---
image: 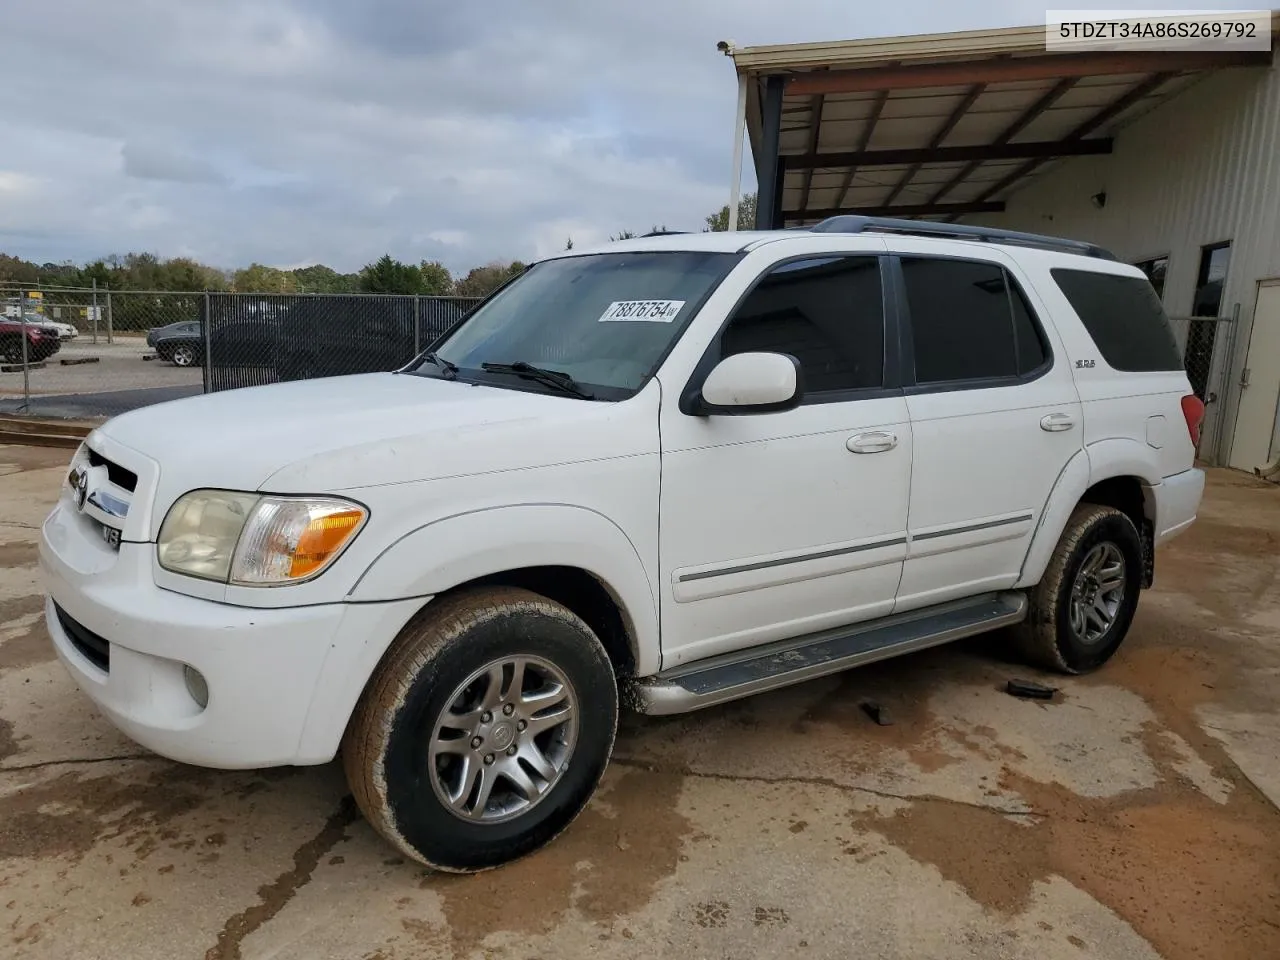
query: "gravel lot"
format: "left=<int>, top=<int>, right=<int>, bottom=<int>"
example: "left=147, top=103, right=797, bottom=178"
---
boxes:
left=0, top=337, right=202, bottom=399
left=2, top=447, right=1278, bottom=960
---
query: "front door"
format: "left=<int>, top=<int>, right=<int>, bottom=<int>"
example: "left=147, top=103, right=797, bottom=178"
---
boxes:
left=658, top=253, right=911, bottom=669
left=1228, top=280, right=1280, bottom=471
left=890, top=249, right=1084, bottom=612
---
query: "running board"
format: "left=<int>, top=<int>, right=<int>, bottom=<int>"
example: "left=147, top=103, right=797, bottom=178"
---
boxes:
left=631, top=592, right=1027, bottom=716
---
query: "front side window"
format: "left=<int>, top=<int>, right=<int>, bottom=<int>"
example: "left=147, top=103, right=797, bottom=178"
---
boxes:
left=901, top=257, right=1048, bottom=384
left=423, top=251, right=739, bottom=399
left=717, top=255, right=884, bottom=394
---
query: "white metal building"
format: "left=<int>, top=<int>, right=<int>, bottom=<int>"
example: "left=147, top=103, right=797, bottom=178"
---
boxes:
left=725, top=17, right=1280, bottom=472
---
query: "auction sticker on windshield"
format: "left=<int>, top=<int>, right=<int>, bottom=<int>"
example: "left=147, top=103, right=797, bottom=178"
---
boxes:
left=598, top=300, right=686, bottom=322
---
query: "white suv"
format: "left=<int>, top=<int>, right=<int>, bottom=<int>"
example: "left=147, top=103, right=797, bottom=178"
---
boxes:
left=39, top=217, right=1205, bottom=871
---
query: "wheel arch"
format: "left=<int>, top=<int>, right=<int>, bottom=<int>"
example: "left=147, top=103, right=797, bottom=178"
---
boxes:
left=1017, top=440, right=1160, bottom=589
left=347, top=503, right=660, bottom=677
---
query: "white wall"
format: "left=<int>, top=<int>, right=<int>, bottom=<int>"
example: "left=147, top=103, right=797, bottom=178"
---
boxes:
left=968, top=57, right=1280, bottom=464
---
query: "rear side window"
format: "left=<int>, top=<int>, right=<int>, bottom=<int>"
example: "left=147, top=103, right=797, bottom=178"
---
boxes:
left=1050, top=268, right=1183, bottom=371
left=900, top=257, right=1049, bottom=384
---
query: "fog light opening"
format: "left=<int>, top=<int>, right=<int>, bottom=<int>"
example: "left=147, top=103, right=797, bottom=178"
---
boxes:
left=183, top=665, right=209, bottom=709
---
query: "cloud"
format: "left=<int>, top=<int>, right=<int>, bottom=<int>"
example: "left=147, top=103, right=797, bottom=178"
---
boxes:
left=0, top=0, right=1228, bottom=273
left=122, top=141, right=227, bottom=184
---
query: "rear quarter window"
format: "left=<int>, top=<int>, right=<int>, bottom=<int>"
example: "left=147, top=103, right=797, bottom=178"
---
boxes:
left=1050, top=268, right=1183, bottom=371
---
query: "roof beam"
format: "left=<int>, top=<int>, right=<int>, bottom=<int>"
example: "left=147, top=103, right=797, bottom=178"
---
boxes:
left=882, top=82, right=985, bottom=208
left=797, top=93, right=826, bottom=214
left=785, top=49, right=1271, bottom=96
left=833, top=86, right=891, bottom=212
left=788, top=200, right=1006, bottom=220
left=928, top=76, right=1077, bottom=205
left=968, top=71, right=1173, bottom=209
left=783, top=137, right=1112, bottom=170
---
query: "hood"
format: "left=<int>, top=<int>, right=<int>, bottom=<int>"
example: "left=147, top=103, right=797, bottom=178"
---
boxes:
left=98, top=372, right=656, bottom=513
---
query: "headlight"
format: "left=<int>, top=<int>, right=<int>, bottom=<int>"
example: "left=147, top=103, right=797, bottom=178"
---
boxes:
left=157, top=490, right=367, bottom=586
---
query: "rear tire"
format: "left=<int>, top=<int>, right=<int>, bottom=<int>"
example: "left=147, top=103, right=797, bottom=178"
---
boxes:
left=342, top=587, right=618, bottom=872
left=1014, top=504, right=1142, bottom=674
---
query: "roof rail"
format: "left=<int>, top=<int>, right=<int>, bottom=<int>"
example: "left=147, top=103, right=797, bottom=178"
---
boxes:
left=809, top=215, right=1117, bottom=260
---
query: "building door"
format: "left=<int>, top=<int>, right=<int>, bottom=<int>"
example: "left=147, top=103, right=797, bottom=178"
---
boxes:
left=1228, top=280, right=1280, bottom=471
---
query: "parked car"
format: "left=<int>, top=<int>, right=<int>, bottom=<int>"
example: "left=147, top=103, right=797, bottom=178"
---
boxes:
left=145, top=319, right=277, bottom=368
left=30, top=315, right=79, bottom=341
left=0, top=318, right=62, bottom=363
left=147, top=320, right=204, bottom=367
left=40, top=217, right=1205, bottom=874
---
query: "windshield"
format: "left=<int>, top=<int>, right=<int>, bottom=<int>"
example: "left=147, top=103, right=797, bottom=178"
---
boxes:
left=413, top=250, right=740, bottom=399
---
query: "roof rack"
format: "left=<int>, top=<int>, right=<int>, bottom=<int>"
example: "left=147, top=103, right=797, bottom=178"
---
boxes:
left=809, top=215, right=1117, bottom=260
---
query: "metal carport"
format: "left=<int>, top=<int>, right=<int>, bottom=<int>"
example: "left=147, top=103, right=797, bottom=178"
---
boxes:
left=721, top=23, right=1275, bottom=229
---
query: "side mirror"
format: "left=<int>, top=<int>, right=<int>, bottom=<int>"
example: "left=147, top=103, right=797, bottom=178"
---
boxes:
left=697, top=351, right=802, bottom=414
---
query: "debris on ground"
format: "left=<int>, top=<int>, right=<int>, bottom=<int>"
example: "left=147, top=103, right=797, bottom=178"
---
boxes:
left=859, top=699, right=894, bottom=725
left=1005, top=678, right=1058, bottom=700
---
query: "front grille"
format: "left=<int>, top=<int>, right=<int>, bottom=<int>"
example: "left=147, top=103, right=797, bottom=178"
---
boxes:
left=54, top=603, right=110, bottom=672
left=86, top=447, right=137, bottom=493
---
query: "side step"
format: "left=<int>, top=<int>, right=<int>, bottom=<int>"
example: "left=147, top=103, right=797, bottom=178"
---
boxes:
left=631, top=592, right=1027, bottom=716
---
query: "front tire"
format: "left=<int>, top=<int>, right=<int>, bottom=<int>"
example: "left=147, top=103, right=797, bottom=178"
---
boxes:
left=171, top=344, right=197, bottom=367
left=342, top=587, right=618, bottom=872
left=1015, top=504, right=1143, bottom=674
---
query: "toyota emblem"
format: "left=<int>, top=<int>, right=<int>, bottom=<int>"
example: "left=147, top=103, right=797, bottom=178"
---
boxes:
left=74, top=467, right=89, bottom=511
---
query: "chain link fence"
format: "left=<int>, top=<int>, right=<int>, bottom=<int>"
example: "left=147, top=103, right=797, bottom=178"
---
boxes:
left=0, top=282, right=1243, bottom=462
left=202, top=293, right=478, bottom=391
left=1169, top=308, right=1239, bottom=464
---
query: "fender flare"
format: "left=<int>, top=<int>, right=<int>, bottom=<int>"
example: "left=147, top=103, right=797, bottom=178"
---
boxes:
left=1016, top=440, right=1160, bottom=588
left=346, top=502, right=661, bottom=676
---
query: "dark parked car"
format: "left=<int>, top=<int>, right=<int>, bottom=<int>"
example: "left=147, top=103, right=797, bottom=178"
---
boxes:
left=0, top=318, right=62, bottom=363
left=147, top=320, right=204, bottom=367
left=273, top=296, right=470, bottom=381
left=145, top=318, right=279, bottom=369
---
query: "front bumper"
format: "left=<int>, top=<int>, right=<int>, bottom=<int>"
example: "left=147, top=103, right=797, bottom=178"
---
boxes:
left=40, top=500, right=423, bottom=769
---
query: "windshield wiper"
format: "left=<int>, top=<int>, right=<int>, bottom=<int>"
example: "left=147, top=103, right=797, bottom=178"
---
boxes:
left=421, top=352, right=458, bottom=379
left=480, top=361, right=594, bottom=399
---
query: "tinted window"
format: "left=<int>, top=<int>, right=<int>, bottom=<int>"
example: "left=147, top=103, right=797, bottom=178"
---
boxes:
left=718, top=256, right=883, bottom=394
left=1051, top=268, right=1183, bottom=372
left=1011, top=282, right=1048, bottom=374
left=901, top=258, right=1046, bottom=383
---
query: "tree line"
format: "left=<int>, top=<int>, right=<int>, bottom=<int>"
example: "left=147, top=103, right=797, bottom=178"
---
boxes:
left=0, top=193, right=757, bottom=300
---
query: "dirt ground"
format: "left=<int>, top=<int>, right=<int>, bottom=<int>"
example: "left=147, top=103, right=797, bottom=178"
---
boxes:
left=2, top=444, right=1279, bottom=960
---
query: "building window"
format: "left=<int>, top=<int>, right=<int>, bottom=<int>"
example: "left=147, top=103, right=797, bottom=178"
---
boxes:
left=1133, top=255, right=1169, bottom=301
left=1193, top=242, right=1231, bottom=318
left=1183, top=241, right=1232, bottom=400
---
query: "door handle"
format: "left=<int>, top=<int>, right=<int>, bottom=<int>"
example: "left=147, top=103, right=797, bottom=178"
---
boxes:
left=1040, top=413, right=1076, bottom=432
left=847, top=431, right=897, bottom=454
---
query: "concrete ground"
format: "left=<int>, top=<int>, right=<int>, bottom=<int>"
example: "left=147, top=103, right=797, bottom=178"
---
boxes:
left=2, top=446, right=1278, bottom=960
left=0, top=338, right=202, bottom=400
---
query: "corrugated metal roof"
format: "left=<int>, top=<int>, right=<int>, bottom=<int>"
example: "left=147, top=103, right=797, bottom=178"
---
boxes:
left=728, top=18, right=1279, bottom=225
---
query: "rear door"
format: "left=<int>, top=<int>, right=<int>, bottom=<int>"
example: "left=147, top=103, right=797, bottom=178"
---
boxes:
left=890, top=243, right=1084, bottom=612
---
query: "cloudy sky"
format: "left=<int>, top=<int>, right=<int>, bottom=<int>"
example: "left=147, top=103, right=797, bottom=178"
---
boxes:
left=0, top=0, right=1228, bottom=274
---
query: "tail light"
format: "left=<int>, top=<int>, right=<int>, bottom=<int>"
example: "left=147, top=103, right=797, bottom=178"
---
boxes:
left=1181, top=394, right=1206, bottom=447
